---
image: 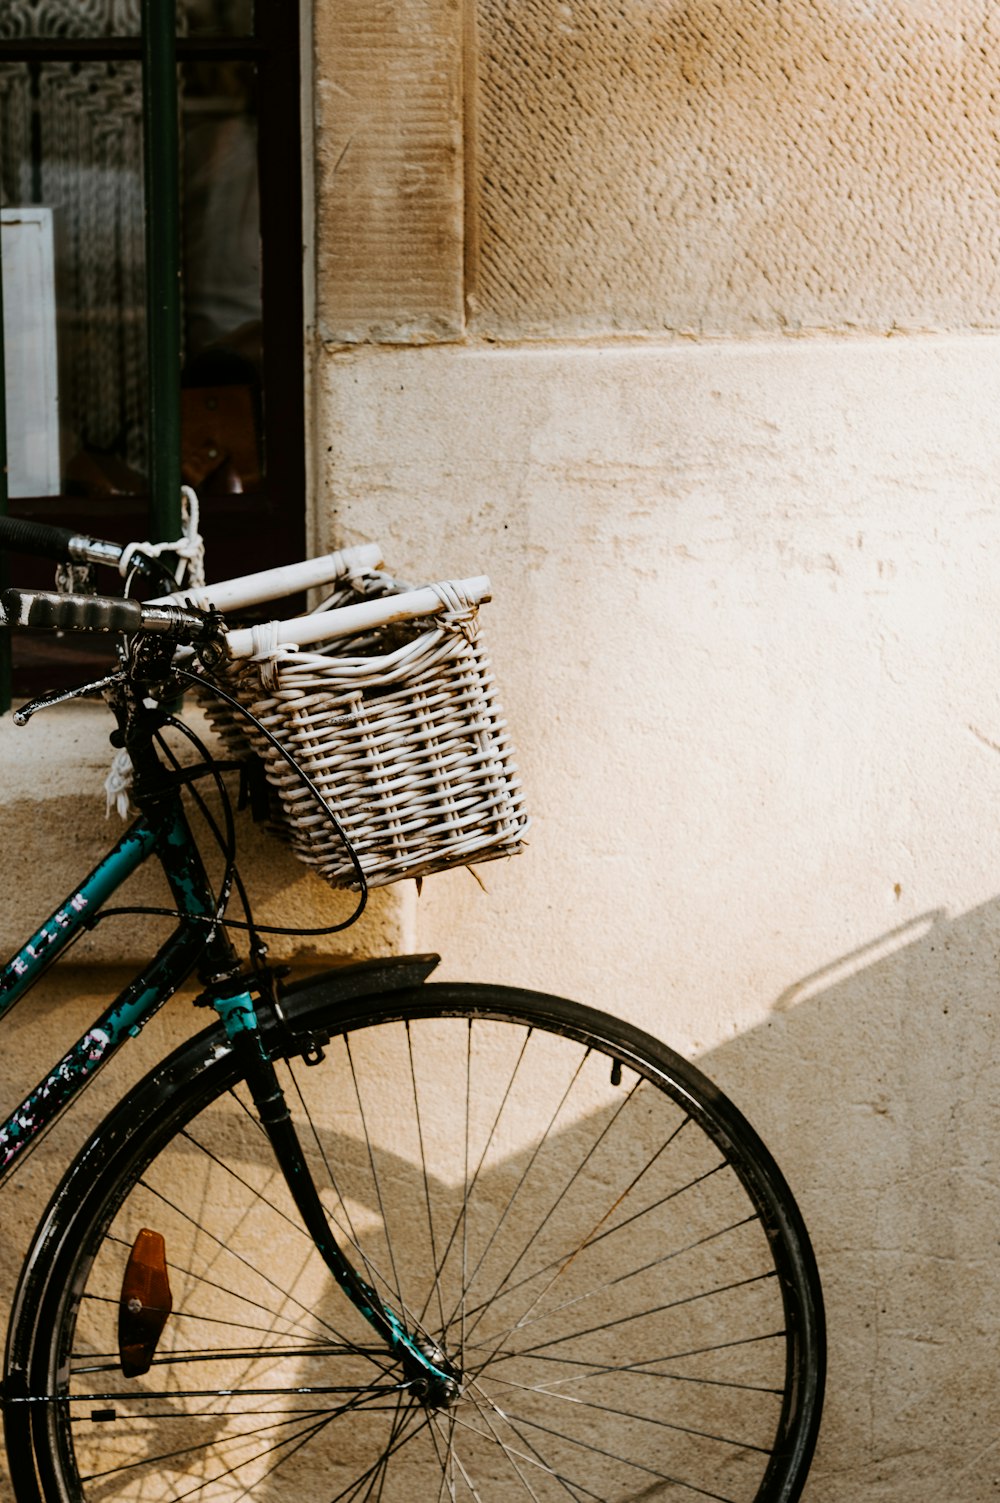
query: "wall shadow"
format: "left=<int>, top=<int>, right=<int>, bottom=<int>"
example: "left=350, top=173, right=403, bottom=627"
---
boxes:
left=698, top=901, right=1000, bottom=1502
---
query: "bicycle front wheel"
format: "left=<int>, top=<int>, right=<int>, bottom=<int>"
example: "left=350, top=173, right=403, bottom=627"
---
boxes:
left=6, top=982, right=824, bottom=1503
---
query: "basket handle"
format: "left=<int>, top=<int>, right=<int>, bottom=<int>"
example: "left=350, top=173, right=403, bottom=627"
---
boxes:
left=149, top=542, right=384, bottom=613
left=224, top=576, right=493, bottom=660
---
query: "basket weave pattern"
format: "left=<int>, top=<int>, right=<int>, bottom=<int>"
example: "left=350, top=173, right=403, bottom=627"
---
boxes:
left=205, top=572, right=529, bottom=889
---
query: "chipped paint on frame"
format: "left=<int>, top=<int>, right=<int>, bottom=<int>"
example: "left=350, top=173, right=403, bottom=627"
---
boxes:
left=0, top=817, right=160, bottom=1021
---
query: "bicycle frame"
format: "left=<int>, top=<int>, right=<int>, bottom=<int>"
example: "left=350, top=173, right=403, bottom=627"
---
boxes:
left=0, top=793, right=226, bottom=1181
left=0, top=759, right=455, bottom=1397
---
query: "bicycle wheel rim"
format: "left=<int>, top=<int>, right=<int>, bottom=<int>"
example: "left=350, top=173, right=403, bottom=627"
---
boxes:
left=9, top=983, right=824, bottom=1503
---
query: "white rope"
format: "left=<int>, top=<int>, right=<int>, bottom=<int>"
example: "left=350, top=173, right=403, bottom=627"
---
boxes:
left=249, top=619, right=296, bottom=691
left=104, top=748, right=133, bottom=820
left=119, top=486, right=206, bottom=587
left=432, top=580, right=480, bottom=641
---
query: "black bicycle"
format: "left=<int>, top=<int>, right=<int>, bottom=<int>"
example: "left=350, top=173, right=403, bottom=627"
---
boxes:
left=0, top=513, right=824, bottom=1503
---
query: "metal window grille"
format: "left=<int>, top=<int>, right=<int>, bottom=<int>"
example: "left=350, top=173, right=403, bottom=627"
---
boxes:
left=1, top=1, right=207, bottom=711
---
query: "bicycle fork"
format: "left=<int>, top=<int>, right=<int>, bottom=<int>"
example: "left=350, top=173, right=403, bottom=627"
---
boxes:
left=211, top=987, right=462, bottom=1409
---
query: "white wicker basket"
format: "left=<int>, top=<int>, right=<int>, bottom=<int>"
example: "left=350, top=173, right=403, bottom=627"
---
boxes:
left=207, top=568, right=529, bottom=889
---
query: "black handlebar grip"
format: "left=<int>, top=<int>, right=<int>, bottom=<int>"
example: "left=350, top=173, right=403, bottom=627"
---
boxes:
left=0, top=515, right=79, bottom=563
left=1, top=589, right=144, bottom=634
left=0, top=588, right=217, bottom=643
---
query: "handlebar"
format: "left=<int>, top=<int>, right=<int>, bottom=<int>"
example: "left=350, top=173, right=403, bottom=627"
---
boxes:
left=1, top=514, right=386, bottom=612
left=0, top=514, right=159, bottom=577
left=1, top=514, right=491, bottom=664
left=1, top=576, right=493, bottom=656
left=0, top=588, right=215, bottom=641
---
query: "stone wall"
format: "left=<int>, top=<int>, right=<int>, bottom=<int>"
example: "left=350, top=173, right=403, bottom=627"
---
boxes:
left=311, top=3, right=1000, bottom=1497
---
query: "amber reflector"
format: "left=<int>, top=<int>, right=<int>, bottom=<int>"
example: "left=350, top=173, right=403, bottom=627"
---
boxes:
left=118, top=1228, right=173, bottom=1378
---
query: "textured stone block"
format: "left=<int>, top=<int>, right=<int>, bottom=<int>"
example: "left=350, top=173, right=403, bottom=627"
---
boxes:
left=473, top=0, right=1000, bottom=336
left=314, top=0, right=465, bottom=342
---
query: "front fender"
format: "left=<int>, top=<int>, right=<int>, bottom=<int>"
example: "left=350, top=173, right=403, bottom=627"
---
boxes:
left=279, top=953, right=441, bottom=1010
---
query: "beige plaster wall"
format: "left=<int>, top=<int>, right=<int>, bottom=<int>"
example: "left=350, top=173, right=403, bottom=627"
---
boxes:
left=307, top=2, right=1000, bottom=1497
left=316, top=333, right=1000, bottom=1499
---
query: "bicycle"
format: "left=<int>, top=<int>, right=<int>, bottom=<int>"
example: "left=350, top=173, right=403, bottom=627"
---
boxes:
left=0, top=513, right=825, bottom=1503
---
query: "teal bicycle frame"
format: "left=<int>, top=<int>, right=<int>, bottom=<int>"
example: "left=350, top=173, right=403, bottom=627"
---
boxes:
left=0, top=760, right=455, bottom=1398
left=0, top=800, right=221, bottom=1178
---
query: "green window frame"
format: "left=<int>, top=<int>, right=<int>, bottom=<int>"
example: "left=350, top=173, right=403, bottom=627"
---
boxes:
left=0, top=0, right=306, bottom=700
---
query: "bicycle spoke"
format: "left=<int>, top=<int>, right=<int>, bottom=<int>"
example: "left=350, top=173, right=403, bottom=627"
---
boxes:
left=487, top=1354, right=785, bottom=1397
left=62, top=1381, right=408, bottom=1409
left=426, top=1419, right=485, bottom=1503
left=80, top=1406, right=338, bottom=1485
left=166, top=1412, right=338, bottom=1503
left=476, top=1378, right=772, bottom=1455
left=101, top=1229, right=326, bottom=1346
left=470, top=1268, right=779, bottom=1370
left=470, top=1210, right=761, bottom=1362
left=457, top=1150, right=727, bottom=1332
left=225, top=1414, right=338, bottom=1503
left=427, top=1408, right=459, bottom=1502
left=459, top=1070, right=646, bottom=1347
left=131, top=1174, right=407, bottom=1371
left=471, top=1404, right=601, bottom=1503
left=434, top=1408, right=605, bottom=1503
left=283, top=1054, right=366, bottom=1251
left=178, top=1125, right=308, bottom=1239
left=476, top=1407, right=742, bottom=1503
left=77, top=1293, right=327, bottom=1353
left=366, top=1389, right=411, bottom=1503
left=225, top=1075, right=397, bottom=1299
left=469, top=1352, right=776, bottom=1503
left=405, top=1020, right=447, bottom=1338
left=466, top=1403, right=545, bottom=1502
left=344, top=1035, right=407, bottom=1317
left=280, top=1049, right=432, bottom=1343
left=324, top=1406, right=436, bottom=1503
left=419, top=1026, right=533, bottom=1330
left=287, top=1054, right=446, bottom=1358
left=441, top=1043, right=591, bottom=1339
left=71, top=1342, right=392, bottom=1382
left=457, top=1388, right=553, bottom=1496
left=460, top=1018, right=472, bottom=1370
left=73, top=1384, right=419, bottom=1503
left=134, top=1178, right=351, bottom=1346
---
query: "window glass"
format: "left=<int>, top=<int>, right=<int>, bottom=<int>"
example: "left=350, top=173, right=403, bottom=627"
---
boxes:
left=1, top=60, right=148, bottom=495
left=0, top=1, right=253, bottom=40
left=181, top=58, right=262, bottom=496
left=0, top=56, right=262, bottom=500
left=183, top=1, right=253, bottom=37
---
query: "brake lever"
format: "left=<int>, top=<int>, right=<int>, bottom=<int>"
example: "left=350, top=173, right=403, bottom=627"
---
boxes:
left=13, top=670, right=126, bottom=727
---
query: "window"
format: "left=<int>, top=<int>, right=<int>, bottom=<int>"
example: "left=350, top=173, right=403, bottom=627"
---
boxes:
left=0, top=0, right=305, bottom=691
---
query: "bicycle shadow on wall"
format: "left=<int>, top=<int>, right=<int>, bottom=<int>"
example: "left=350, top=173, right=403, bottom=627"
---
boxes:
left=701, top=900, right=1000, bottom=1502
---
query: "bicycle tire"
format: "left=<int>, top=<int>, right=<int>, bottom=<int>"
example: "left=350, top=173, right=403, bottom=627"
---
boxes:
left=4, top=981, right=824, bottom=1503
